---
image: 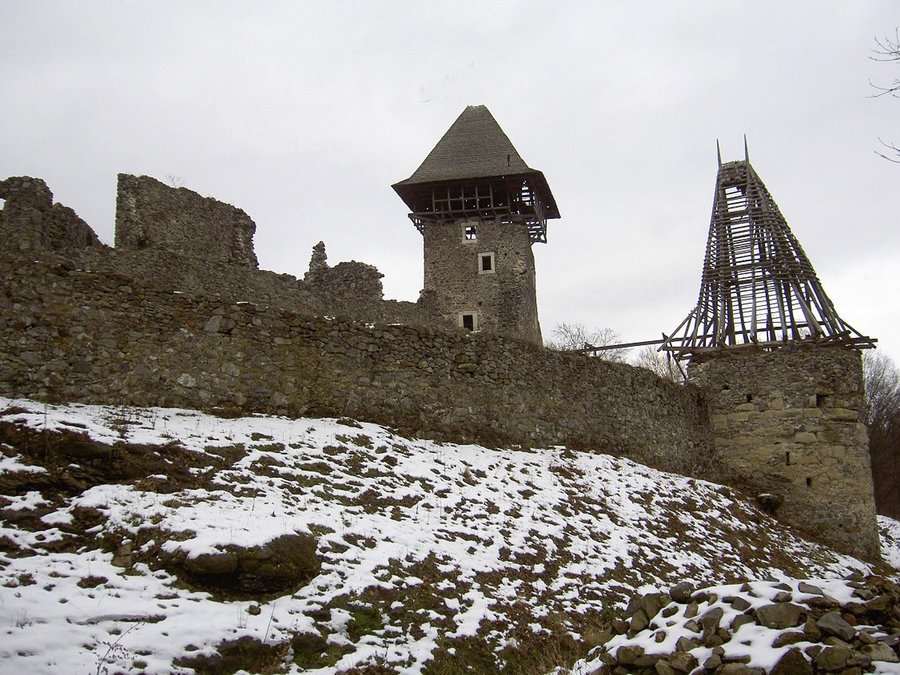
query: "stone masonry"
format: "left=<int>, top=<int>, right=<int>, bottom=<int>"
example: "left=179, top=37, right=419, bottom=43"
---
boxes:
left=422, top=218, right=541, bottom=344
left=0, top=176, right=102, bottom=252
left=690, top=347, right=879, bottom=560
left=115, top=174, right=258, bottom=268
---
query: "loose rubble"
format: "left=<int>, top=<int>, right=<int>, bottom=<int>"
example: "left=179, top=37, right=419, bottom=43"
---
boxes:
left=574, top=574, right=900, bottom=674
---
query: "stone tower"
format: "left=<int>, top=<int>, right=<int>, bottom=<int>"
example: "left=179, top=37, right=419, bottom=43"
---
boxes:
left=392, top=105, right=560, bottom=345
left=663, top=147, right=880, bottom=559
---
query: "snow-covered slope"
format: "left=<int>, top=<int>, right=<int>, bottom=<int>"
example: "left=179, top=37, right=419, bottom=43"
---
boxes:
left=0, top=397, right=895, bottom=674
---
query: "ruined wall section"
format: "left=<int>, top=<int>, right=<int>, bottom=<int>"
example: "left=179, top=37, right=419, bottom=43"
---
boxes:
left=0, top=176, right=103, bottom=251
left=115, top=174, right=259, bottom=268
left=690, top=347, right=879, bottom=559
left=0, top=249, right=713, bottom=479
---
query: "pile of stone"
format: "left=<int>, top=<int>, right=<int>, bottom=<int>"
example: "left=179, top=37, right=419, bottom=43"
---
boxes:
left=581, top=574, right=900, bottom=674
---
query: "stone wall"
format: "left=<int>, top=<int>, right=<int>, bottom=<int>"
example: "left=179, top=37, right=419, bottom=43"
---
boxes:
left=422, top=219, right=542, bottom=345
left=0, top=173, right=881, bottom=560
left=115, top=174, right=259, bottom=268
left=0, top=249, right=713, bottom=479
left=0, top=176, right=103, bottom=251
left=689, top=347, right=879, bottom=559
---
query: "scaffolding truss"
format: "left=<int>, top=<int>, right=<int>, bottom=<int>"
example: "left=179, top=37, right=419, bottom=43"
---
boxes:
left=663, top=149, right=874, bottom=362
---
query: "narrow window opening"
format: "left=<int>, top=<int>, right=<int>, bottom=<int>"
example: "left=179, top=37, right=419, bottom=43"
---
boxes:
left=745, top=393, right=753, bottom=403
left=0, top=198, right=6, bottom=211
left=463, top=224, right=477, bottom=241
left=478, top=252, right=495, bottom=274
left=461, top=314, right=475, bottom=332
left=816, top=393, right=831, bottom=408
left=805, top=477, right=813, bottom=488
left=785, top=451, right=791, bottom=466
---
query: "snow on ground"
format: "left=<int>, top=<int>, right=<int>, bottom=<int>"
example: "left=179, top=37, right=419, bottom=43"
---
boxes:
left=568, top=577, right=900, bottom=674
left=880, top=516, right=900, bottom=570
left=0, top=397, right=890, bottom=674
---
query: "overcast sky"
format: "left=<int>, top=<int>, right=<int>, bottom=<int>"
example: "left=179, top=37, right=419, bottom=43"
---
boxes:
left=2, top=2, right=898, bottom=361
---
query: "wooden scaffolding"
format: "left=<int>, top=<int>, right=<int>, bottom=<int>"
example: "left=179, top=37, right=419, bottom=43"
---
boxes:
left=663, top=145, right=874, bottom=362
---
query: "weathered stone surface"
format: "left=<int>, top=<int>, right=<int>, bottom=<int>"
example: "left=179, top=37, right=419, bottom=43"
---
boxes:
left=770, top=648, right=813, bottom=675
left=689, top=347, right=879, bottom=560
left=115, top=174, right=258, bottom=269
left=756, top=603, right=806, bottom=629
left=700, top=606, right=724, bottom=636
left=817, top=611, right=856, bottom=642
left=772, top=631, right=808, bottom=647
left=421, top=215, right=542, bottom=345
left=616, top=645, right=644, bottom=665
left=798, top=581, right=825, bottom=595
left=813, top=645, right=852, bottom=671
left=669, top=582, right=694, bottom=603
left=861, top=642, right=899, bottom=663
left=667, top=651, right=697, bottom=673
left=0, top=176, right=102, bottom=251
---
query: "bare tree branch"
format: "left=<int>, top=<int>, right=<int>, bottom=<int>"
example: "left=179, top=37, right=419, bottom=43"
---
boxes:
left=546, top=323, right=627, bottom=362
left=870, top=27, right=900, bottom=162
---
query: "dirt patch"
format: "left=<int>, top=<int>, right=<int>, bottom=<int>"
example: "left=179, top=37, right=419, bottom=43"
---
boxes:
left=0, top=421, right=245, bottom=497
left=174, top=636, right=289, bottom=674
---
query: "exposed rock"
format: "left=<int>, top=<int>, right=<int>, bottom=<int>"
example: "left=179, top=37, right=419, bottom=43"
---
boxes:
left=755, top=602, right=805, bottom=629
left=669, top=582, right=694, bottom=603
left=798, top=581, right=825, bottom=595
left=770, top=648, right=813, bottom=675
left=813, top=644, right=852, bottom=671
left=816, top=610, right=856, bottom=642
left=861, top=641, right=899, bottom=663
left=667, top=651, right=697, bottom=673
left=700, top=606, right=724, bottom=637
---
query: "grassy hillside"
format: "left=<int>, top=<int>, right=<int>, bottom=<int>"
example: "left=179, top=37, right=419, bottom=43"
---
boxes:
left=0, top=397, right=895, bottom=674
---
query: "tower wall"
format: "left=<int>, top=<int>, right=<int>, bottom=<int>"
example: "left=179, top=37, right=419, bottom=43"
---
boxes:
left=422, top=218, right=541, bottom=345
left=690, top=345, right=880, bottom=559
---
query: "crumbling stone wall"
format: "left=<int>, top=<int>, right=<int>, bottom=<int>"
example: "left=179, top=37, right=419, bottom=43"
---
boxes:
left=422, top=219, right=542, bottom=345
left=301, top=241, right=411, bottom=322
left=0, top=249, right=713, bottom=479
left=115, top=174, right=258, bottom=268
left=0, top=176, right=102, bottom=251
left=689, top=347, right=880, bottom=559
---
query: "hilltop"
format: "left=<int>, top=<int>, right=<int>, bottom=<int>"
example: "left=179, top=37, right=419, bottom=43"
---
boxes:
left=0, top=396, right=897, bottom=674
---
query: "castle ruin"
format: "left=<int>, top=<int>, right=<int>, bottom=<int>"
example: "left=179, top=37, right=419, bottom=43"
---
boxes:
left=0, top=110, right=880, bottom=560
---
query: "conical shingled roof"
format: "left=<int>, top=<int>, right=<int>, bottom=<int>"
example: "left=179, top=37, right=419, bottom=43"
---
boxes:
left=393, top=105, right=559, bottom=220
left=395, top=105, right=534, bottom=184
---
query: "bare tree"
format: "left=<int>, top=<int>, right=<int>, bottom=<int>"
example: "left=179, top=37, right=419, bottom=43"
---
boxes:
left=632, top=346, right=681, bottom=383
left=863, top=350, right=900, bottom=518
left=546, top=323, right=627, bottom=362
left=870, top=27, right=900, bottom=163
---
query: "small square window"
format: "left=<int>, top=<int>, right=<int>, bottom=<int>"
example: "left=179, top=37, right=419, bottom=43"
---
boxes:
left=463, top=224, right=477, bottom=240
left=461, top=313, right=476, bottom=331
left=478, top=252, right=495, bottom=274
